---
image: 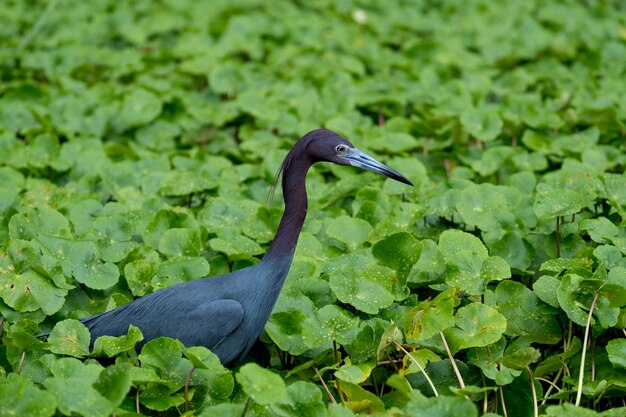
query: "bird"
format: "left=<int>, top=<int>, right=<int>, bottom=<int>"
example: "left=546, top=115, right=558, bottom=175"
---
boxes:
left=76, top=129, right=412, bottom=365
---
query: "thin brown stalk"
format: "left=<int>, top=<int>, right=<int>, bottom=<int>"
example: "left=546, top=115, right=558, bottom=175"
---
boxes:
left=499, top=385, right=508, bottom=417
left=314, top=367, right=337, bottom=404
left=136, top=388, right=140, bottom=414
left=591, top=338, right=596, bottom=382
left=333, top=341, right=345, bottom=404
left=555, top=216, right=561, bottom=258
left=16, top=351, right=26, bottom=374
left=184, top=367, right=196, bottom=412
left=541, top=368, right=563, bottom=405
left=526, top=367, right=538, bottom=417
left=393, top=341, right=439, bottom=397
left=240, top=397, right=251, bottom=417
left=439, top=332, right=465, bottom=388
left=576, top=290, right=599, bottom=407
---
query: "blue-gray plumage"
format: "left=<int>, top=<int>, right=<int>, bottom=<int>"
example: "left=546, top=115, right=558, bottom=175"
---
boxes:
left=78, top=129, right=412, bottom=365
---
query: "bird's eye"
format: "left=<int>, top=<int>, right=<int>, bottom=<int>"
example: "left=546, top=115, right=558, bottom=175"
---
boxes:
left=336, top=145, right=347, bottom=153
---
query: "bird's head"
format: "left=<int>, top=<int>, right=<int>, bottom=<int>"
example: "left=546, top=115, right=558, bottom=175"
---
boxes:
left=304, top=129, right=413, bottom=186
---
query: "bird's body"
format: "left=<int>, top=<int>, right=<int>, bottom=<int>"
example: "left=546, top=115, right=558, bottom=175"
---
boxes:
left=83, top=253, right=293, bottom=364
left=73, top=129, right=411, bottom=365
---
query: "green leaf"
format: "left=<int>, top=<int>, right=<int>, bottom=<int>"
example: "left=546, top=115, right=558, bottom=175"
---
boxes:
left=159, top=170, right=218, bottom=196
left=335, top=359, right=374, bottom=384
left=43, top=376, right=113, bottom=417
left=445, top=303, right=507, bottom=352
left=326, top=215, right=373, bottom=250
left=580, top=217, right=619, bottom=244
left=124, top=255, right=157, bottom=296
left=153, top=256, right=210, bottom=288
left=38, top=236, right=120, bottom=290
left=236, top=363, right=286, bottom=405
left=303, top=305, right=359, bottom=348
left=47, top=319, right=91, bottom=358
left=404, top=391, right=478, bottom=416
left=372, top=231, right=422, bottom=296
left=534, top=183, right=586, bottom=219
left=116, top=88, right=162, bottom=130
left=0, top=374, right=57, bottom=417
left=184, top=346, right=234, bottom=399
left=490, top=232, right=534, bottom=271
left=460, top=108, right=503, bottom=141
left=403, top=289, right=458, bottom=341
left=557, top=274, right=591, bottom=326
left=209, top=233, right=263, bottom=258
left=271, top=381, right=326, bottom=417
left=439, top=230, right=504, bottom=295
left=329, top=263, right=394, bottom=314
left=0, top=269, right=67, bottom=314
left=496, top=280, right=561, bottom=342
left=336, top=381, right=385, bottom=414
left=93, top=362, right=133, bottom=407
left=455, top=183, right=514, bottom=230
left=138, top=337, right=187, bottom=388
left=266, top=293, right=314, bottom=356
left=501, top=347, right=541, bottom=370
left=158, top=228, right=202, bottom=257
left=606, top=339, right=626, bottom=370
left=91, top=324, right=143, bottom=357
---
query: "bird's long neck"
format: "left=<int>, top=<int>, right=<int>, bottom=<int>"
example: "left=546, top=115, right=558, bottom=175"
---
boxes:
left=263, top=158, right=312, bottom=261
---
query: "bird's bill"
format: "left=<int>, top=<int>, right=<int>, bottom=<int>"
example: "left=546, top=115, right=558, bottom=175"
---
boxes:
left=342, top=148, right=413, bottom=186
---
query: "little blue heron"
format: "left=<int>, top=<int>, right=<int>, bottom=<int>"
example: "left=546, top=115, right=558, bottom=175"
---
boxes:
left=77, top=129, right=412, bottom=364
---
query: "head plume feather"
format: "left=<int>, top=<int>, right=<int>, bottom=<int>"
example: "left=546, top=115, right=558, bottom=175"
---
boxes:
left=266, top=129, right=334, bottom=204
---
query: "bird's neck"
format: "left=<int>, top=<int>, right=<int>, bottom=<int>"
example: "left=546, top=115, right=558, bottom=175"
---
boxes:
left=263, top=159, right=312, bottom=260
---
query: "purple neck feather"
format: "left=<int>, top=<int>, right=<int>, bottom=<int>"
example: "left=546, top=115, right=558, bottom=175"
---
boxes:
left=263, top=155, right=313, bottom=260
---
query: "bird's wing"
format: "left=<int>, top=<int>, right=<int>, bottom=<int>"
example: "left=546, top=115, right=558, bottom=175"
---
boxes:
left=190, top=298, right=245, bottom=350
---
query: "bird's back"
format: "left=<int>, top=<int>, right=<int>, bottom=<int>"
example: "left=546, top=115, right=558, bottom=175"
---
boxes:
left=83, top=255, right=292, bottom=364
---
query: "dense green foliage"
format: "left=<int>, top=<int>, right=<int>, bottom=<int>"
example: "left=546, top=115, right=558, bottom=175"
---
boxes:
left=1, top=0, right=626, bottom=416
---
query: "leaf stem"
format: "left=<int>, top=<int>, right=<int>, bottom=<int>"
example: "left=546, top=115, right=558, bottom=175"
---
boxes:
left=184, top=367, right=196, bottom=412
left=135, top=387, right=140, bottom=414
left=555, top=216, right=561, bottom=258
left=499, top=385, right=508, bottom=417
left=439, top=332, right=465, bottom=388
left=16, top=351, right=26, bottom=374
left=540, top=368, right=563, bottom=405
left=526, top=366, right=538, bottom=417
left=576, top=290, right=599, bottom=407
left=314, top=366, right=337, bottom=404
left=240, top=397, right=251, bottom=417
left=333, top=341, right=345, bottom=404
left=393, top=341, right=439, bottom=397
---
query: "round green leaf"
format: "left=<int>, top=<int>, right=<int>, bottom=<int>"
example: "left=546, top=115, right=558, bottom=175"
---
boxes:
left=326, top=215, right=373, bottom=250
left=160, top=170, right=217, bottom=196
left=329, top=264, right=394, bottom=314
left=606, top=339, right=626, bottom=370
left=534, top=183, right=586, bottom=219
left=236, top=363, right=286, bottom=405
left=372, top=232, right=422, bottom=276
left=158, top=228, right=202, bottom=257
left=0, top=269, right=67, bottom=314
left=460, top=108, right=503, bottom=141
left=0, top=374, right=57, bottom=417
left=302, top=305, right=359, bottom=348
left=91, top=324, right=144, bottom=357
left=445, top=303, right=507, bottom=351
left=47, top=319, right=91, bottom=358
left=271, top=381, right=326, bottom=417
left=93, top=362, right=133, bottom=407
left=43, top=376, right=113, bottom=417
left=117, top=88, right=162, bottom=130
